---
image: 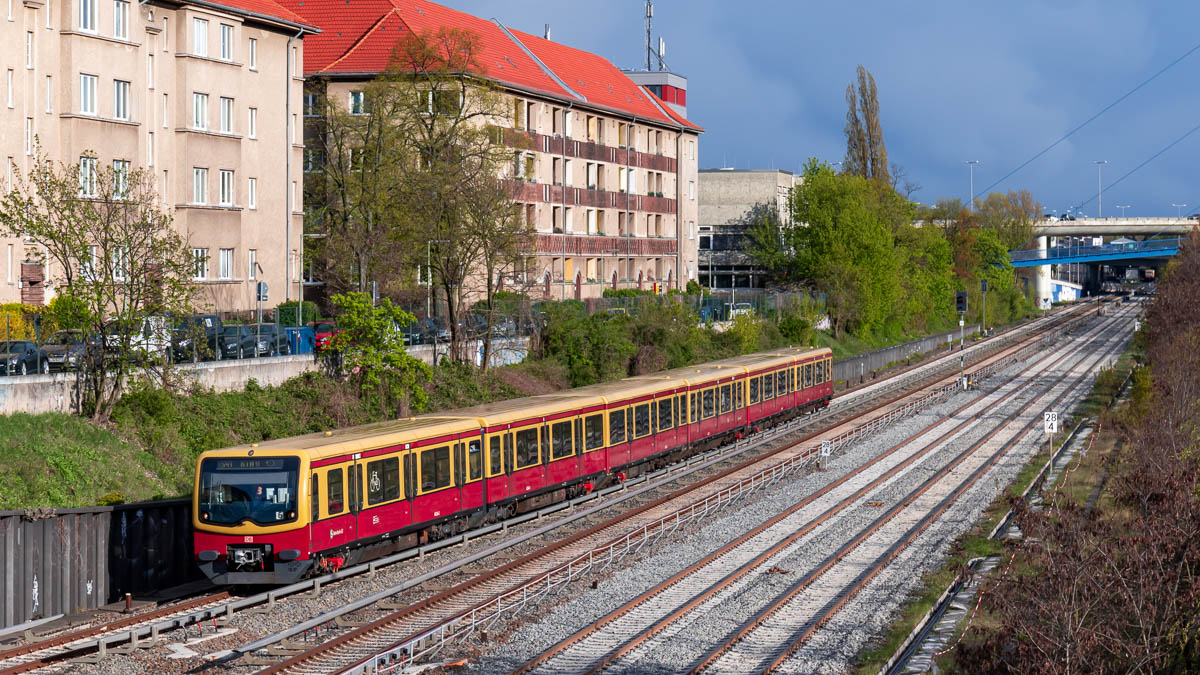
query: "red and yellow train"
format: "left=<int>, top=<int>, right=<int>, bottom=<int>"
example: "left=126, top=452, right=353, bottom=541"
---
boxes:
left=193, top=347, right=834, bottom=583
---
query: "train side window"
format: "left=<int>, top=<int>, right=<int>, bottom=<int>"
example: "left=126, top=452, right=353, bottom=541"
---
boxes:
left=801, top=364, right=810, bottom=388
left=735, top=381, right=744, bottom=409
left=827, top=359, right=832, bottom=383
left=311, top=474, right=319, bottom=522
left=750, top=377, right=760, bottom=403
left=551, top=420, right=574, bottom=460
left=609, top=409, right=626, bottom=444
left=420, top=446, right=452, bottom=492
left=575, top=418, right=583, bottom=455
left=777, top=371, right=787, bottom=394
left=789, top=368, right=795, bottom=392
left=627, top=408, right=633, bottom=441
left=366, top=457, right=401, bottom=504
left=634, top=404, right=651, bottom=437
left=515, top=428, right=539, bottom=468
left=585, top=414, right=605, bottom=450
left=467, top=440, right=482, bottom=481
left=488, top=436, right=503, bottom=476
left=816, top=360, right=825, bottom=384
left=504, top=433, right=514, bottom=471
left=348, top=464, right=360, bottom=512
left=327, top=469, right=344, bottom=514
left=702, top=389, right=715, bottom=418
left=763, top=375, right=774, bottom=399
left=676, top=395, right=686, bottom=427
left=658, top=398, right=673, bottom=431
left=720, top=384, right=732, bottom=413
left=690, top=392, right=698, bottom=423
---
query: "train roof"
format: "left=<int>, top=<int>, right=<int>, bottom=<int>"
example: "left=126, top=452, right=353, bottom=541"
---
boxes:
left=204, top=416, right=483, bottom=457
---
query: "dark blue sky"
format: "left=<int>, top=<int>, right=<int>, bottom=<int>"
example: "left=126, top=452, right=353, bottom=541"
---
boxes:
left=450, top=0, right=1200, bottom=218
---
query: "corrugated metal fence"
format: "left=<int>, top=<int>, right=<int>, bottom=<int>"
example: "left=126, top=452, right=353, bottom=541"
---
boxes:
left=834, top=325, right=980, bottom=386
left=0, top=499, right=198, bottom=628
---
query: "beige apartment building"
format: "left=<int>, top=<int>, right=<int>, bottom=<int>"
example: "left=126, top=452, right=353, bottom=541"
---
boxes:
left=698, top=168, right=801, bottom=290
left=286, top=0, right=701, bottom=301
left=0, top=0, right=315, bottom=311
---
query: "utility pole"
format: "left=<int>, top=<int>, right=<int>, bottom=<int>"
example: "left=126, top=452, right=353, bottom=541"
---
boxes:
left=964, top=160, right=980, bottom=210
left=1094, top=160, right=1107, bottom=217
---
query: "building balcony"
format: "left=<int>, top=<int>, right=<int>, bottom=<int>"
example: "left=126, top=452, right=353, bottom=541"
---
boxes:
left=535, top=233, right=677, bottom=257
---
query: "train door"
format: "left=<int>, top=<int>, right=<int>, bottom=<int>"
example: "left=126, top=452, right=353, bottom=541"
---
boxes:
left=654, top=395, right=675, bottom=453
left=410, top=443, right=460, bottom=525
left=458, top=437, right=485, bottom=511
left=606, top=406, right=631, bottom=469
left=631, top=401, right=655, bottom=460
left=733, top=378, right=745, bottom=427
left=546, top=417, right=578, bottom=485
left=581, top=412, right=607, bottom=476
left=309, top=462, right=359, bottom=554
left=484, top=432, right=510, bottom=504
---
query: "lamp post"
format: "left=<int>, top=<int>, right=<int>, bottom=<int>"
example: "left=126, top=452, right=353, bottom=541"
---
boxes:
left=964, top=160, right=980, bottom=210
left=1173, top=203, right=1187, bottom=218
left=1115, top=204, right=1131, bottom=217
left=1093, top=160, right=1107, bottom=217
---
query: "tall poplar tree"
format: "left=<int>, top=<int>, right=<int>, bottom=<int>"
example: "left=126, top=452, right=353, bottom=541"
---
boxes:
left=843, top=65, right=889, bottom=186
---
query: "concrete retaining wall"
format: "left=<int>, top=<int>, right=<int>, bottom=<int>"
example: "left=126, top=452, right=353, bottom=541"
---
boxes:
left=833, top=325, right=980, bottom=386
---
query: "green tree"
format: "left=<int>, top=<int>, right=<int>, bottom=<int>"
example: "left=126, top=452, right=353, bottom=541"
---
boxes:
left=977, top=189, right=1042, bottom=250
left=327, top=292, right=431, bottom=414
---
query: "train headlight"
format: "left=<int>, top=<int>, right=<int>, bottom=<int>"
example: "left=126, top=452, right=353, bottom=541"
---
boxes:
left=287, top=510, right=296, bottom=520
left=200, top=511, right=209, bottom=521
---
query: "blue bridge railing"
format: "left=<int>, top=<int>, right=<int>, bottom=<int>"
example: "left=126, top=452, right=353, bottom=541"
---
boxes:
left=1009, top=237, right=1181, bottom=266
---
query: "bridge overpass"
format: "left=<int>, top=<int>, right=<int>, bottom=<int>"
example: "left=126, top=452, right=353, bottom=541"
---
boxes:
left=1035, top=217, right=1195, bottom=237
left=1010, top=237, right=1181, bottom=268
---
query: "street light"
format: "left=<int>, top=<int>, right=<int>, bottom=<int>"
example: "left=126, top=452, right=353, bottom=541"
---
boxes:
left=1173, top=203, right=1187, bottom=218
left=964, top=160, right=980, bottom=210
left=1093, top=160, right=1107, bottom=217
left=1115, top=204, right=1131, bottom=217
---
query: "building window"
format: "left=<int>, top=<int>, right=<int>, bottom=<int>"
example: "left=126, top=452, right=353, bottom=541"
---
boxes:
left=563, top=159, right=572, bottom=187
left=247, top=248, right=257, bottom=279
left=24, top=118, right=32, bottom=155
left=162, top=92, right=168, bottom=127
left=192, top=18, right=207, bottom=57
left=247, top=177, right=256, bottom=209
left=112, top=246, right=128, bottom=280
left=218, top=169, right=232, bottom=205
left=192, top=248, right=208, bottom=280
left=218, top=248, right=232, bottom=279
left=44, top=75, right=50, bottom=113
left=113, top=0, right=127, bottom=39
left=219, top=24, right=232, bottom=61
left=689, top=180, right=695, bottom=200
left=247, top=107, right=257, bottom=138
left=79, top=73, right=97, bottom=115
left=113, top=80, right=130, bottom=120
left=25, top=31, right=33, bottom=68
left=192, top=92, right=207, bottom=129
left=689, top=220, right=695, bottom=239
left=349, top=91, right=365, bottom=115
left=219, top=96, right=232, bottom=132
left=147, top=54, right=153, bottom=88
left=79, top=0, right=96, bottom=32
left=248, top=37, right=257, bottom=70
left=112, top=159, right=129, bottom=198
left=291, top=46, right=297, bottom=76
left=78, top=156, right=97, bottom=197
left=192, top=167, right=207, bottom=204
left=5, top=69, right=11, bottom=108
left=147, top=131, right=153, bottom=165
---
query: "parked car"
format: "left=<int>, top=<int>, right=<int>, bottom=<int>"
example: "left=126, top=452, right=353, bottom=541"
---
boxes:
left=220, top=324, right=290, bottom=359
left=103, top=316, right=170, bottom=362
left=308, top=320, right=340, bottom=351
left=727, top=302, right=755, bottom=319
left=172, top=314, right=223, bottom=362
left=0, top=340, right=49, bottom=375
left=417, top=317, right=449, bottom=343
left=41, top=330, right=89, bottom=371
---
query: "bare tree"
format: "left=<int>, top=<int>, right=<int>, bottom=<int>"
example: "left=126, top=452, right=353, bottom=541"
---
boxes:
left=0, top=151, right=197, bottom=421
left=843, top=65, right=890, bottom=185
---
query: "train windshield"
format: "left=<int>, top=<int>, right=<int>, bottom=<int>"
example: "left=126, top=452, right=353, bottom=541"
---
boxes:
left=198, top=456, right=300, bottom=526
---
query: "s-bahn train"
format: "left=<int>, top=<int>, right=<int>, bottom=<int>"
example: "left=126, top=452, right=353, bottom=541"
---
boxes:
left=192, top=347, right=834, bottom=583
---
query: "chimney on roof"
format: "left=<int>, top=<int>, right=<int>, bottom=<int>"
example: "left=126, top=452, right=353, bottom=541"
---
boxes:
left=544, top=24, right=550, bottom=41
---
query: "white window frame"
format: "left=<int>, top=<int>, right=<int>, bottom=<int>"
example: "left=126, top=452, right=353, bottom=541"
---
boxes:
left=113, top=79, right=130, bottom=120
left=219, top=24, right=232, bottom=61
left=79, top=73, right=97, bottom=115
left=79, top=0, right=97, bottom=32
left=192, top=18, right=207, bottom=57
left=218, top=248, right=232, bottom=279
left=147, top=131, right=153, bottom=165
left=192, top=248, right=208, bottom=280
left=79, top=156, right=97, bottom=197
left=81, top=245, right=98, bottom=280
left=247, top=248, right=256, bottom=279
left=247, top=107, right=257, bottom=138
left=192, top=167, right=207, bottom=204
left=689, top=180, right=695, bottom=200
left=111, top=246, right=128, bottom=281
left=44, top=75, right=50, bottom=113
left=349, top=91, right=366, bottom=115
left=147, top=54, right=153, bottom=89
left=113, top=0, right=128, bottom=39
left=218, top=169, right=233, bottom=206
left=247, top=37, right=257, bottom=70
left=219, top=96, right=233, bottom=133
left=24, top=117, right=32, bottom=155
left=6, top=69, right=13, bottom=108
left=25, top=31, right=33, bottom=68
left=563, top=159, right=573, bottom=187
left=192, top=92, right=207, bottom=130
left=247, top=177, right=256, bottom=209
left=112, top=159, right=129, bottom=198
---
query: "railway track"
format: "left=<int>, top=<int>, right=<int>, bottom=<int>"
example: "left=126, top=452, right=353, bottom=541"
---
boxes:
left=0, top=591, right=232, bottom=674
left=510, top=305, right=1131, bottom=674
left=238, top=307, right=1097, bottom=674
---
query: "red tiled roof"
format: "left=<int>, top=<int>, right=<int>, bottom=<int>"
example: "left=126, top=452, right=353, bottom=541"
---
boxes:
left=194, top=0, right=316, bottom=30
left=280, top=0, right=699, bottom=130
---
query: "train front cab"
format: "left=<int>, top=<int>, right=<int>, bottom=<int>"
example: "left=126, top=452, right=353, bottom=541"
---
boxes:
left=193, top=447, right=315, bottom=584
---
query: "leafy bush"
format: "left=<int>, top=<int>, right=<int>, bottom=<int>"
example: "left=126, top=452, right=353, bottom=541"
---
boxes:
left=275, top=300, right=321, bottom=327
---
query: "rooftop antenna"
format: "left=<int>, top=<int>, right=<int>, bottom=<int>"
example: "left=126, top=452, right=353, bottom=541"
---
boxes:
left=544, top=23, right=550, bottom=40
left=657, top=37, right=666, bottom=71
left=645, top=1, right=653, bottom=70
